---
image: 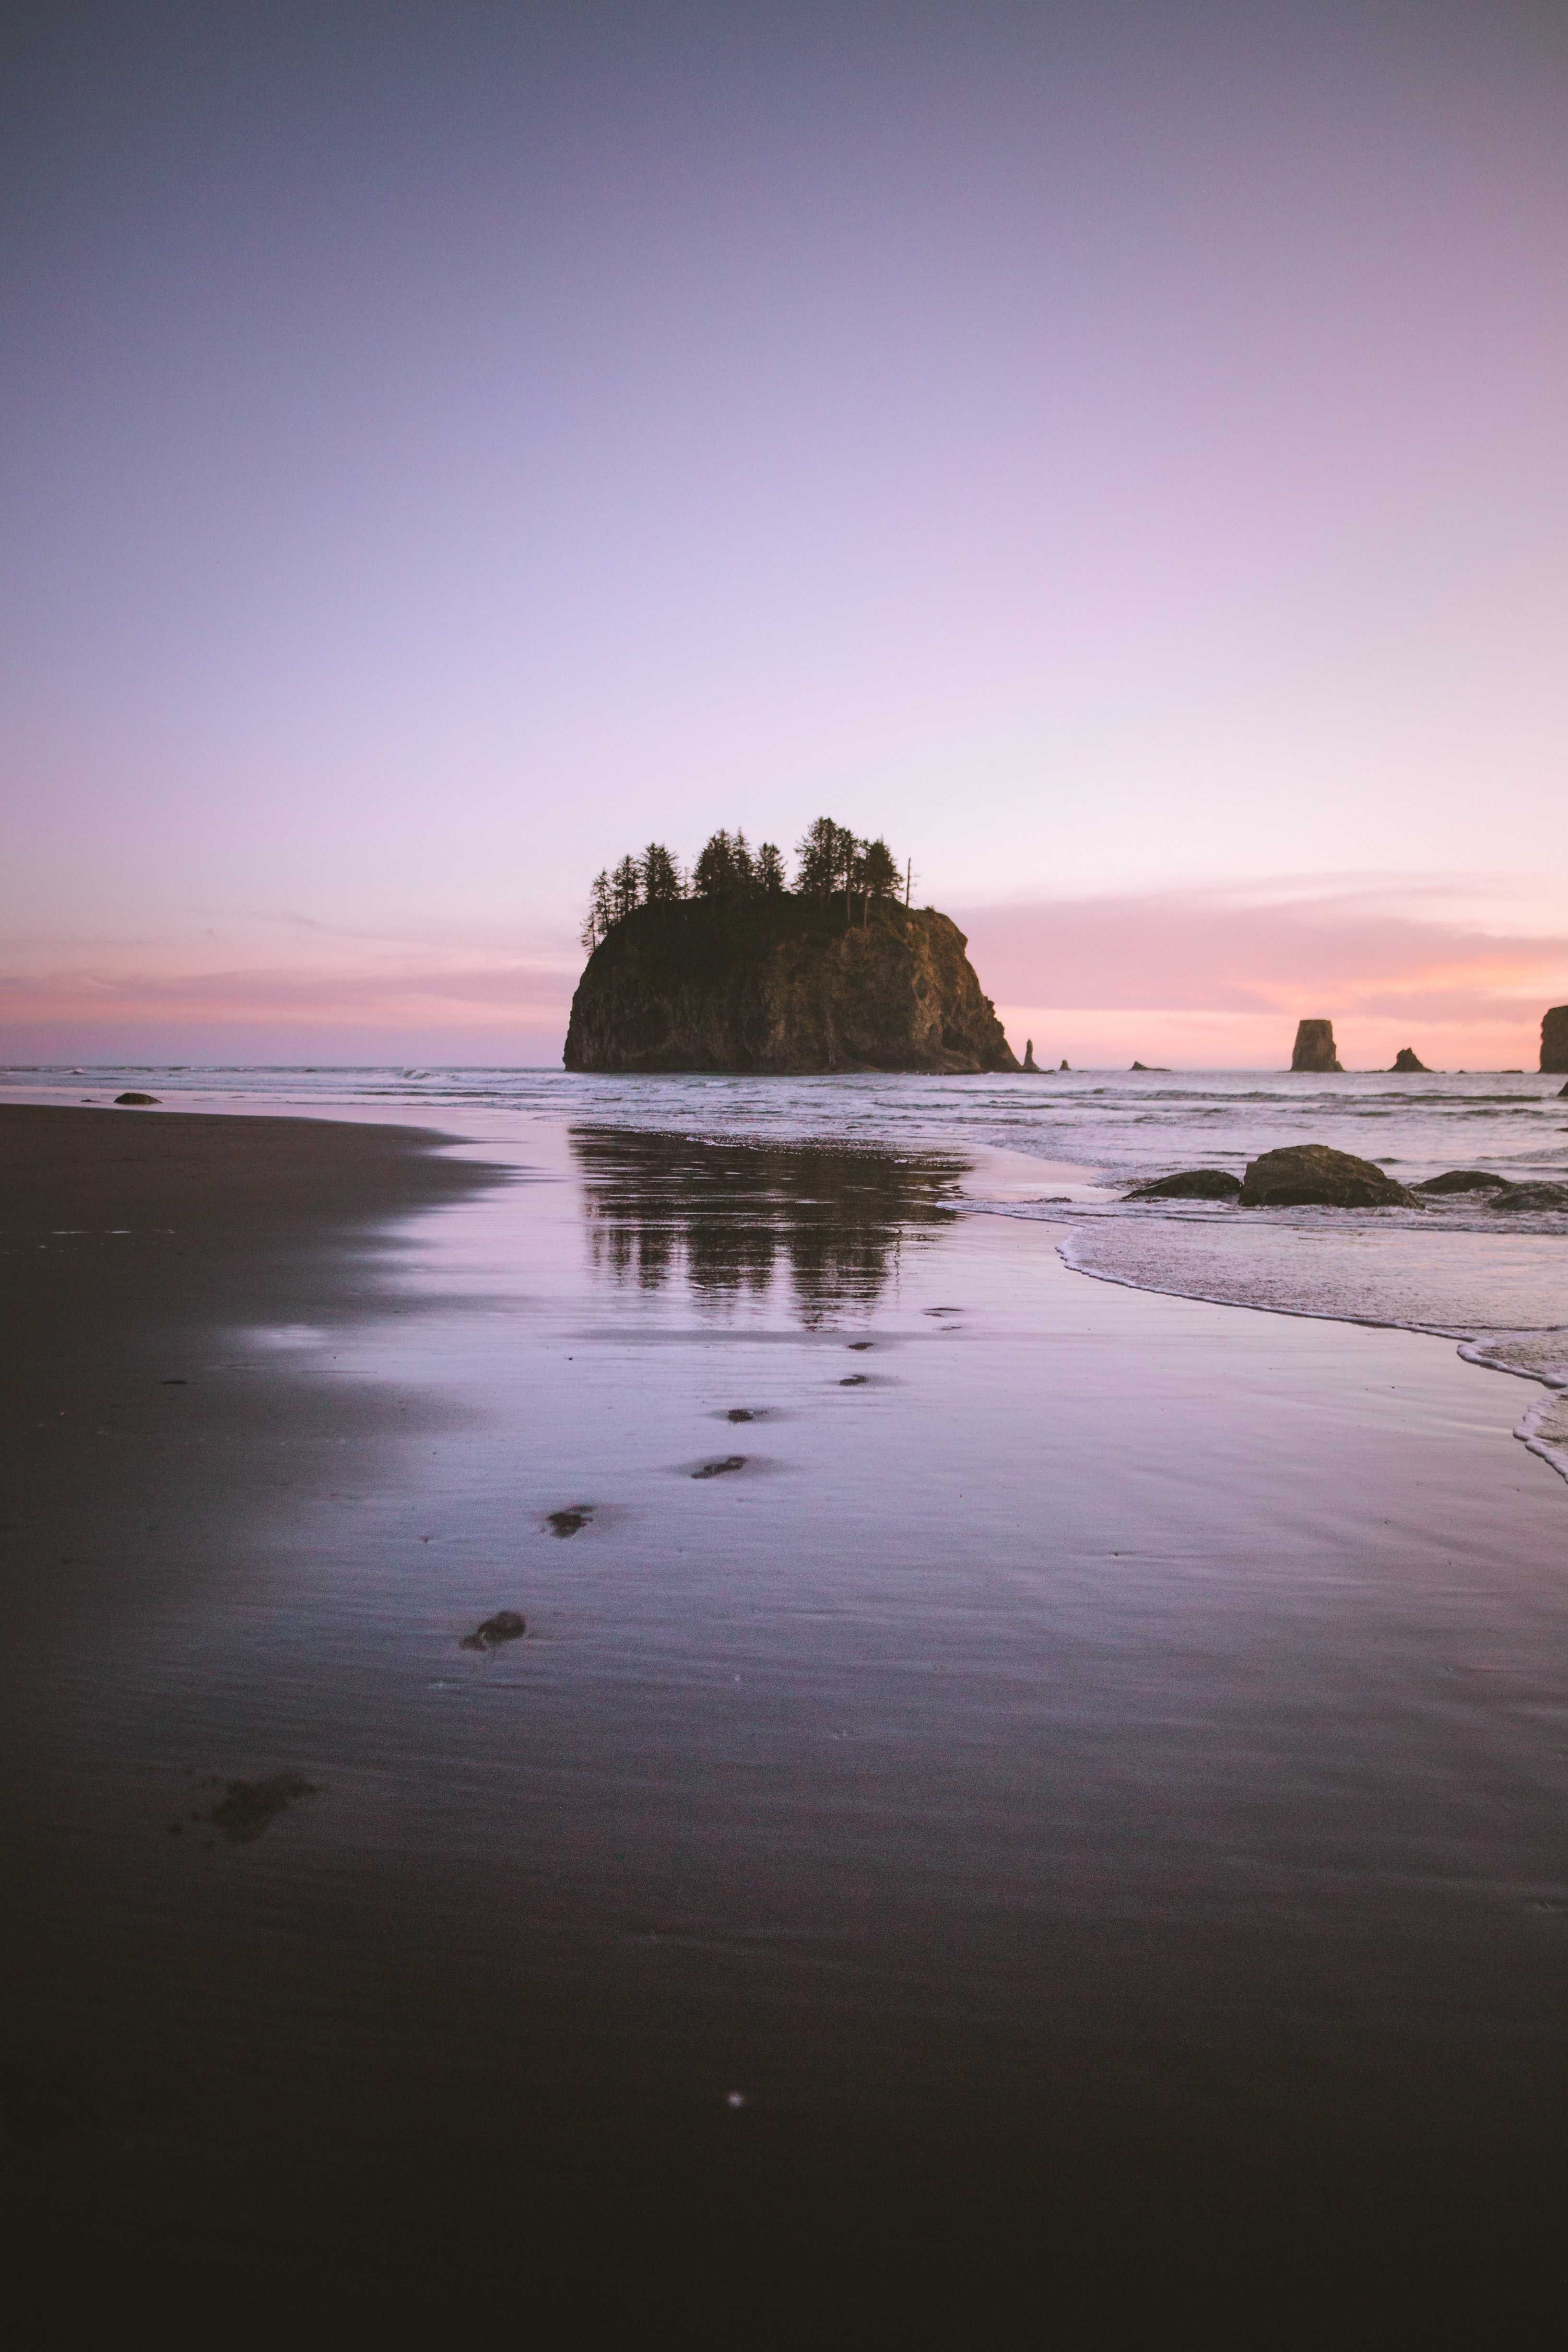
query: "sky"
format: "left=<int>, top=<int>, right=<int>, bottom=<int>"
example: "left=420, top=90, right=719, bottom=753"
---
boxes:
left=3, top=0, right=1566, bottom=1069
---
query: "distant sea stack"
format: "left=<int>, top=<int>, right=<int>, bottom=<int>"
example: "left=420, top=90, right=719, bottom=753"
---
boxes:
left=1390, top=1047, right=1429, bottom=1073
left=564, top=895, right=1019, bottom=1075
left=1291, top=1019, right=1343, bottom=1073
left=1542, top=1006, right=1568, bottom=1074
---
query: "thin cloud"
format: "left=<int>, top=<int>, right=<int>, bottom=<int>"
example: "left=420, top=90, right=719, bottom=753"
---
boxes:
left=0, top=958, right=576, bottom=1028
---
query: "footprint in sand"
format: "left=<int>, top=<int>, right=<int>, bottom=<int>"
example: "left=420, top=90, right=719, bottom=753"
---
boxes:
left=198, top=1774, right=321, bottom=1846
left=461, top=1610, right=526, bottom=1652
left=545, top=1506, right=593, bottom=1537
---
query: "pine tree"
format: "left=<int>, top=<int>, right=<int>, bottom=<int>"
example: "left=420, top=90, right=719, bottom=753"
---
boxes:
left=640, top=843, right=683, bottom=903
left=581, top=868, right=613, bottom=953
left=795, top=816, right=841, bottom=897
left=611, top=855, right=641, bottom=922
left=693, top=830, right=737, bottom=896
left=755, top=841, right=785, bottom=893
left=860, top=837, right=899, bottom=898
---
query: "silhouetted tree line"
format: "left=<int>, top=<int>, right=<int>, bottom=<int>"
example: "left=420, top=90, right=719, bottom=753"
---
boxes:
left=581, top=818, right=908, bottom=952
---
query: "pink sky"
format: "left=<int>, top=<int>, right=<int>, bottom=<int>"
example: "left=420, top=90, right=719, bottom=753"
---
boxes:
left=5, top=879, right=1562, bottom=1072
left=3, top=4, right=1566, bottom=1068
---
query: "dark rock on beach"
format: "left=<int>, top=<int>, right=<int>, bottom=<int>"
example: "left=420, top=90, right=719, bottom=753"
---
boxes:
left=1541, top=1005, right=1568, bottom=1073
left=461, top=1610, right=526, bottom=1651
left=1390, top=1048, right=1429, bottom=1072
left=1414, top=1169, right=1509, bottom=1194
left=564, top=894, right=1018, bottom=1074
left=114, top=1091, right=160, bottom=1105
left=1290, top=1020, right=1343, bottom=1073
left=693, top=1455, right=747, bottom=1479
left=1124, top=1168, right=1242, bottom=1200
left=546, top=1507, right=592, bottom=1537
left=1239, top=1145, right=1419, bottom=1209
left=1489, top=1182, right=1568, bottom=1213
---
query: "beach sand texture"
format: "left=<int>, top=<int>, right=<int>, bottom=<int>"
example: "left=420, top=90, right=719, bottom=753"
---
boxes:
left=4, top=1103, right=1568, bottom=2335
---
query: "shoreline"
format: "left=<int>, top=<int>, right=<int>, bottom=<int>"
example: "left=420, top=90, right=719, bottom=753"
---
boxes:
left=6, top=1102, right=1568, bottom=2332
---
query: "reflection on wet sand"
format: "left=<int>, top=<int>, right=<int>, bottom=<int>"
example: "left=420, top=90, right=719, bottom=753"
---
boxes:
left=571, top=1126, right=966, bottom=1319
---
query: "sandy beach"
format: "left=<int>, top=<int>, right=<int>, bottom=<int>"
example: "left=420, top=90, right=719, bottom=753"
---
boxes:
left=5, top=1101, right=1568, bottom=2336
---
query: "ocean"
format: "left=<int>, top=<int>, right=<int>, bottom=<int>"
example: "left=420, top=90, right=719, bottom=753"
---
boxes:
left=11, top=1059, right=1567, bottom=1479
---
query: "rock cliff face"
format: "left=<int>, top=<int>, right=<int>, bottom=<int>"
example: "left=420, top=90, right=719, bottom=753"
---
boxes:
left=563, top=896, right=1019, bottom=1074
left=1542, top=1006, right=1568, bottom=1074
left=1291, top=1019, right=1342, bottom=1073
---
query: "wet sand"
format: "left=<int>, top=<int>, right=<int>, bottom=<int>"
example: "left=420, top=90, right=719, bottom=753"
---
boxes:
left=5, top=1105, right=1568, bottom=2338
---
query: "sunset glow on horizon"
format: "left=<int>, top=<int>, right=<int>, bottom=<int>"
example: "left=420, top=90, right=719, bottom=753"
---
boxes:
left=5, top=2, right=1567, bottom=1069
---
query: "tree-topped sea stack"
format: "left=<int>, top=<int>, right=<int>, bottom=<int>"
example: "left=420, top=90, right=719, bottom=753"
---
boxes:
left=1542, top=1006, right=1568, bottom=1074
left=565, top=818, right=1018, bottom=1075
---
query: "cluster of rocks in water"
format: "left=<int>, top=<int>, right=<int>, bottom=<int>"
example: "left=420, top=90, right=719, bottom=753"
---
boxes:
left=1287, top=1011, right=1568, bottom=1075
left=1125, top=1145, right=1568, bottom=1213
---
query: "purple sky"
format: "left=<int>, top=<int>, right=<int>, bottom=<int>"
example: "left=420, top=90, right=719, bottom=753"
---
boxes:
left=4, top=1, right=1566, bottom=1067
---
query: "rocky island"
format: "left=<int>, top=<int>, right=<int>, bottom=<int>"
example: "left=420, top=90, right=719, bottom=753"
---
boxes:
left=564, top=819, right=1018, bottom=1074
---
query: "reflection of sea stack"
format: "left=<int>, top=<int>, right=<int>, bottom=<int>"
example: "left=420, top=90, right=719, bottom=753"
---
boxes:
left=1291, top=1019, right=1343, bottom=1073
left=1390, top=1047, right=1429, bottom=1073
left=1542, top=1006, right=1568, bottom=1074
left=1023, top=1039, right=1039, bottom=1072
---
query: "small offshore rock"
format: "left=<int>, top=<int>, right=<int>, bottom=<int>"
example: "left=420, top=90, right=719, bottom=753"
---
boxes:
left=1541, top=1005, right=1568, bottom=1074
left=1389, top=1048, right=1429, bottom=1072
left=1239, top=1145, right=1419, bottom=1209
left=1124, top=1168, right=1241, bottom=1201
left=1022, top=1039, right=1040, bottom=1072
left=1489, top=1182, right=1568, bottom=1214
left=209, top=1774, right=319, bottom=1845
left=1290, top=1020, right=1343, bottom=1073
left=1129, top=1062, right=1170, bottom=1072
left=460, top=1609, right=526, bottom=1651
left=1414, top=1169, right=1509, bottom=1194
left=114, top=1091, right=160, bottom=1105
left=693, top=1455, right=747, bottom=1479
